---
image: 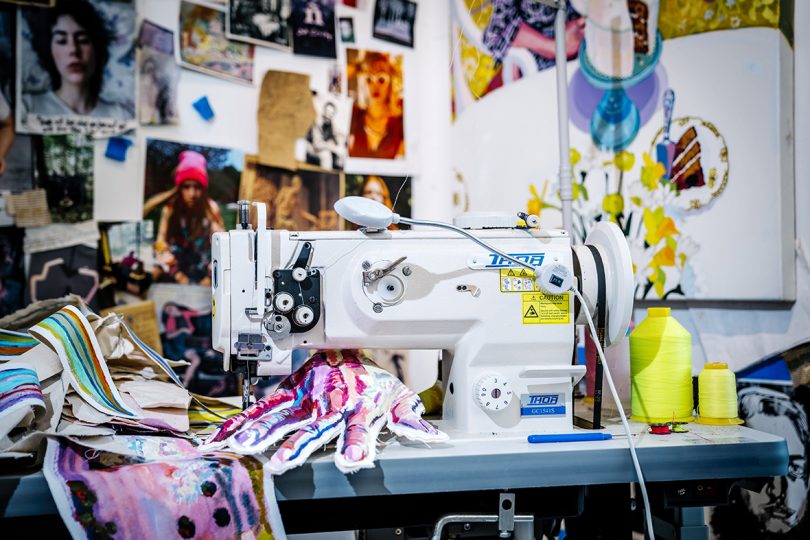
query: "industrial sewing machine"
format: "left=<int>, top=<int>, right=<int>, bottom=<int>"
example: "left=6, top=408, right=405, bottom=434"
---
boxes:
left=211, top=199, right=633, bottom=436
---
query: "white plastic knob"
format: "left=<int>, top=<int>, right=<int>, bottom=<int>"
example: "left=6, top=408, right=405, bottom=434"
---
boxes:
left=293, top=305, right=315, bottom=326
left=474, top=374, right=513, bottom=412
left=274, top=292, right=294, bottom=313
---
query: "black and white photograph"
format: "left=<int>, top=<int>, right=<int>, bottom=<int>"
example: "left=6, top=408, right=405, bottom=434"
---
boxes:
left=16, top=0, right=137, bottom=136
left=338, top=16, right=355, bottom=43
left=299, top=91, right=352, bottom=171
left=138, top=21, right=180, bottom=125
left=0, top=0, right=54, bottom=6
left=227, top=0, right=292, bottom=51
left=290, top=0, right=337, bottom=59
left=372, top=0, right=416, bottom=48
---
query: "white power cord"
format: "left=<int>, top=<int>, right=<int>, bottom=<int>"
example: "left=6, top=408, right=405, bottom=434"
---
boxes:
left=570, top=287, right=655, bottom=540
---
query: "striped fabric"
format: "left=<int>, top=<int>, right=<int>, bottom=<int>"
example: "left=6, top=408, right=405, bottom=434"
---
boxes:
left=119, top=322, right=183, bottom=385
left=0, top=329, right=39, bottom=360
left=30, top=306, right=138, bottom=419
left=0, top=362, right=45, bottom=419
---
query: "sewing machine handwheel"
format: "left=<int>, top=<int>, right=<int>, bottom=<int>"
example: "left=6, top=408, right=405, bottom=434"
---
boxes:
left=584, top=222, right=634, bottom=345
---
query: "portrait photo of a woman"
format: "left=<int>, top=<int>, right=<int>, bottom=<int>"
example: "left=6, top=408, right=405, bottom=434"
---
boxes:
left=18, top=0, right=136, bottom=134
left=347, top=49, right=405, bottom=160
left=345, top=174, right=411, bottom=230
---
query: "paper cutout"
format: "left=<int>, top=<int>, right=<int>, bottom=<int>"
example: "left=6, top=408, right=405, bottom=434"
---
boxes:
left=257, top=70, right=316, bottom=170
left=6, top=189, right=52, bottom=227
left=30, top=305, right=139, bottom=418
left=105, top=137, right=133, bottom=162
left=24, top=221, right=101, bottom=254
left=192, top=96, right=215, bottom=121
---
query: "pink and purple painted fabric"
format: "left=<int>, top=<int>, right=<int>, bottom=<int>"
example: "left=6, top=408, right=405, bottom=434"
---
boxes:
left=43, top=438, right=281, bottom=540
left=203, top=350, right=447, bottom=474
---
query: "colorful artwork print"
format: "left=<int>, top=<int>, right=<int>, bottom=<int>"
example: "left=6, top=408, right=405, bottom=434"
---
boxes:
left=16, top=0, right=137, bottom=135
left=30, top=305, right=139, bottom=419
left=346, top=48, right=405, bottom=160
left=203, top=350, right=447, bottom=474
left=143, top=138, right=242, bottom=286
left=453, top=0, right=793, bottom=301
left=179, top=0, right=255, bottom=84
left=450, top=0, right=583, bottom=119
left=27, top=245, right=100, bottom=309
left=43, top=439, right=278, bottom=540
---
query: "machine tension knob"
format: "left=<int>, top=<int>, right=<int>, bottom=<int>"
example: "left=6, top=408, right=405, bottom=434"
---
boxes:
left=474, top=374, right=513, bottom=412
left=274, top=292, right=294, bottom=313
left=293, top=305, right=314, bottom=326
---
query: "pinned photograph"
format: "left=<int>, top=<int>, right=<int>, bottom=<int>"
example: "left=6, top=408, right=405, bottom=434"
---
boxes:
left=346, top=48, right=405, bottom=160
left=179, top=0, right=255, bottom=84
left=344, top=174, right=410, bottom=229
left=143, top=138, right=242, bottom=286
left=227, top=0, right=292, bottom=51
left=16, top=0, right=137, bottom=135
left=0, top=7, right=32, bottom=193
left=338, top=17, right=355, bottom=43
left=138, top=20, right=180, bottom=125
left=240, top=156, right=342, bottom=231
left=373, top=0, right=416, bottom=47
left=290, top=0, right=337, bottom=59
left=101, top=221, right=155, bottom=297
left=298, top=92, right=352, bottom=171
left=34, top=133, right=94, bottom=224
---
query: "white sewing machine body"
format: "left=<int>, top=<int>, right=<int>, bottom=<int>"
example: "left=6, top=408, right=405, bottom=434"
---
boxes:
left=212, top=204, right=633, bottom=436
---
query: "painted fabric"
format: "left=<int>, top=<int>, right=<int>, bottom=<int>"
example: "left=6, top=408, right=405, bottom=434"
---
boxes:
left=30, top=305, right=139, bottom=419
left=43, top=438, right=281, bottom=540
left=0, top=329, right=39, bottom=359
left=0, top=362, right=45, bottom=439
left=203, top=350, right=447, bottom=474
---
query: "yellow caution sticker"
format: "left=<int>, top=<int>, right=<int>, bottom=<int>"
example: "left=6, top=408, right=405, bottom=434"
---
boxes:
left=522, top=292, right=570, bottom=324
left=500, top=268, right=538, bottom=293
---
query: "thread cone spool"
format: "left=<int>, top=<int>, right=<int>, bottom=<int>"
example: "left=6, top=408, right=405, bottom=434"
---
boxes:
left=695, top=363, right=743, bottom=425
left=629, top=307, right=695, bottom=423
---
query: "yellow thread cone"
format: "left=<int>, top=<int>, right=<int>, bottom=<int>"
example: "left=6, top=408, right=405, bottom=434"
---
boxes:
left=695, top=363, right=743, bottom=425
left=630, top=307, right=695, bottom=423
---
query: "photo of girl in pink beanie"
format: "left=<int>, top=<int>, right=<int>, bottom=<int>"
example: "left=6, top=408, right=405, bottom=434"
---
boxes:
left=143, top=146, right=226, bottom=285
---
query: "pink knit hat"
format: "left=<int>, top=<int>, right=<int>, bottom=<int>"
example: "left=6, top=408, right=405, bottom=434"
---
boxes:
left=174, top=150, right=208, bottom=189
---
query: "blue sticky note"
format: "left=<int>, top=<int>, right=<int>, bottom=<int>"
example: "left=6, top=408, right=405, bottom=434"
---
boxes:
left=105, top=137, right=132, bottom=162
left=193, top=96, right=215, bottom=121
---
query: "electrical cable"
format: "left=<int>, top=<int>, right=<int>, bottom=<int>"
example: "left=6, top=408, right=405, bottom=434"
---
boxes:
left=570, top=287, right=655, bottom=540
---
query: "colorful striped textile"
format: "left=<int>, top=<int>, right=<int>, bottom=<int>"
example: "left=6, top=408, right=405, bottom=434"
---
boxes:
left=0, top=362, right=45, bottom=420
left=119, top=321, right=183, bottom=386
left=30, top=306, right=139, bottom=419
left=0, top=329, right=39, bottom=360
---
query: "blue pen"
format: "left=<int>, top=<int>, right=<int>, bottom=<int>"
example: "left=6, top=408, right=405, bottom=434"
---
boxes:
left=527, top=433, right=613, bottom=443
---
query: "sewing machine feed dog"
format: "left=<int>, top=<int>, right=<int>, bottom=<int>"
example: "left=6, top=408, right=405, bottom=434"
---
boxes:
left=211, top=201, right=633, bottom=436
